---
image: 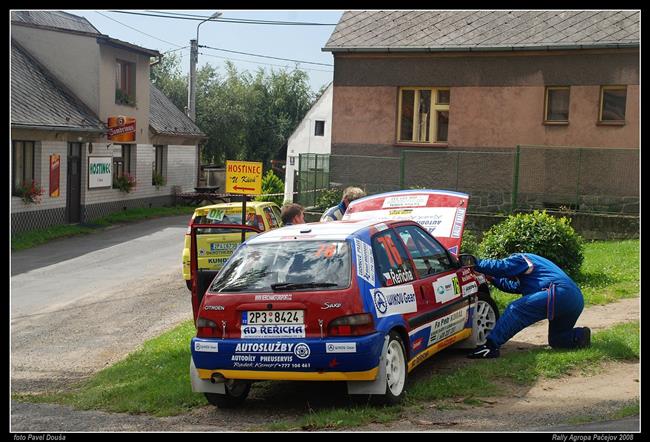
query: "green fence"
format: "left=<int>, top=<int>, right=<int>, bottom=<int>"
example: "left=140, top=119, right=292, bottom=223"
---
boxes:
left=298, top=145, right=639, bottom=215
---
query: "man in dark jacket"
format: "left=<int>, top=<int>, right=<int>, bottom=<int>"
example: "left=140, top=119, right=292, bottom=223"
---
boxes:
left=465, top=253, right=591, bottom=359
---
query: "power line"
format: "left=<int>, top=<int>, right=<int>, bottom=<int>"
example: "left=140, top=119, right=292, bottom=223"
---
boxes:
left=109, top=10, right=338, bottom=25
left=95, top=10, right=185, bottom=50
left=199, top=51, right=333, bottom=73
left=200, top=45, right=333, bottom=67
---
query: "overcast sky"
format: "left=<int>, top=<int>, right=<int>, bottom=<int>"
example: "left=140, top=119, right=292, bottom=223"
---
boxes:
left=65, top=10, right=344, bottom=93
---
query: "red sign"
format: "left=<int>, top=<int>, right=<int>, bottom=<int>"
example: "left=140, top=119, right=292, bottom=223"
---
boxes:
left=50, top=154, right=60, bottom=197
left=107, top=116, right=136, bottom=142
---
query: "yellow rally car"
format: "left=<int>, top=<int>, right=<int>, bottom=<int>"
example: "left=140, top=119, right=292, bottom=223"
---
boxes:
left=182, top=201, right=283, bottom=290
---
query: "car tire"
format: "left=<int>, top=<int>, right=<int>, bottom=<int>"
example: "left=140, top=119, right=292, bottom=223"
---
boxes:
left=204, top=380, right=251, bottom=409
left=376, top=331, right=408, bottom=405
left=185, top=279, right=192, bottom=291
left=475, top=292, right=500, bottom=346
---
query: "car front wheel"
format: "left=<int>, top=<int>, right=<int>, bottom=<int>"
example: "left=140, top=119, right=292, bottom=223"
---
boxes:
left=204, top=380, right=251, bottom=409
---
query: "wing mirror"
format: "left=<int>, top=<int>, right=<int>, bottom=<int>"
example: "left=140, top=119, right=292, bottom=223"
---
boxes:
left=458, top=254, right=478, bottom=267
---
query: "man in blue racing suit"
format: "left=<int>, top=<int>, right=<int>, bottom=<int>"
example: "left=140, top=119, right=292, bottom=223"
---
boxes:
left=466, top=253, right=591, bottom=359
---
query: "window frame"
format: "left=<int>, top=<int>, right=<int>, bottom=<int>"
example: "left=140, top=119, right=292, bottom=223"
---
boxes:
left=152, top=145, right=165, bottom=185
left=115, top=59, right=136, bottom=106
left=397, top=87, right=450, bottom=145
left=314, top=120, right=325, bottom=137
left=544, top=86, right=570, bottom=125
left=598, top=85, right=627, bottom=125
left=113, top=144, right=134, bottom=188
left=12, top=140, right=35, bottom=196
left=394, top=224, right=455, bottom=279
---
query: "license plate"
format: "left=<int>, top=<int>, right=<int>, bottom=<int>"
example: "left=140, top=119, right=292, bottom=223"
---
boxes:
left=243, top=310, right=304, bottom=325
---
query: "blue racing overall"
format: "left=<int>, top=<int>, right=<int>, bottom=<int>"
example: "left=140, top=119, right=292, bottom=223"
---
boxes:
left=475, top=253, right=586, bottom=349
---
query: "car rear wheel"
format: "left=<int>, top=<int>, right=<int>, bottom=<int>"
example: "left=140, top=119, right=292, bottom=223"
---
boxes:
left=204, top=380, right=251, bottom=409
left=378, top=331, right=408, bottom=404
left=185, top=279, right=192, bottom=290
left=475, top=292, right=499, bottom=346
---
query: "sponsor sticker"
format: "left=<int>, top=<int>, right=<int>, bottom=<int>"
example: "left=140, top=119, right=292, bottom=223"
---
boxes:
left=241, top=325, right=305, bottom=339
left=354, top=238, right=376, bottom=286
left=194, top=341, right=219, bottom=353
left=428, top=308, right=468, bottom=345
left=461, top=281, right=479, bottom=296
left=382, top=267, right=415, bottom=286
left=254, top=294, right=293, bottom=301
left=371, top=285, right=417, bottom=318
left=451, top=208, right=466, bottom=239
left=433, top=274, right=461, bottom=304
left=382, top=195, right=429, bottom=208
left=326, top=342, right=357, bottom=353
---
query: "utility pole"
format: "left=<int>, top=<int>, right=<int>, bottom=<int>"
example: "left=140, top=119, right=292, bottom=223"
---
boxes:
left=188, top=39, right=198, bottom=121
left=187, top=11, right=221, bottom=122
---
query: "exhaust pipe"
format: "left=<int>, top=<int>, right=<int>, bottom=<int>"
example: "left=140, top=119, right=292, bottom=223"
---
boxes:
left=210, top=373, right=226, bottom=384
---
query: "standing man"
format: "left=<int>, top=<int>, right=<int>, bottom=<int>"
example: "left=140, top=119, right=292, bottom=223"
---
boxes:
left=463, top=252, right=591, bottom=359
left=320, top=187, right=366, bottom=222
left=281, top=203, right=305, bottom=226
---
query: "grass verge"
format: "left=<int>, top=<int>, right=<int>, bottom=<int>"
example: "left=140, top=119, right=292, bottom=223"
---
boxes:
left=11, top=205, right=196, bottom=251
left=567, top=398, right=639, bottom=425
left=13, top=321, right=639, bottom=427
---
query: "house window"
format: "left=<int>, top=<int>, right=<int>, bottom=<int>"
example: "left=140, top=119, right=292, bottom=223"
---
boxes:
left=115, top=59, right=136, bottom=106
left=12, top=140, right=35, bottom=196
left=599, top=86, right=627, bottom=123
left=314, top=120, right=325, bottom=136
left=152, top=145, right=165, bottom=185
left=545, top=87, right=570, bottom=123
left=398, top=88, right=450, bottom=144
left=113, top=144, right=134, bottom=187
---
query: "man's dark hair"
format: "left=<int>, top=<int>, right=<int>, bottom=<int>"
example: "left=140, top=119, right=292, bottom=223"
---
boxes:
left=281, top=203, right=304, bottom=224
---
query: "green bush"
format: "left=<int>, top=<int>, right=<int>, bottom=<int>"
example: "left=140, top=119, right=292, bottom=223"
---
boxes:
left=254, top=170, right=284, bottom=206
left=477, top=210, right=584, bottom=278
left=460, top=229, right=479, bottom=255
left=315, top=187, right=343, bottom=211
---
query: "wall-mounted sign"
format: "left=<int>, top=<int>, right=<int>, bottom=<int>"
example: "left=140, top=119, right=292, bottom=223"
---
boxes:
left=107, top=116, right=136, bottom=142
left=226, top=160, right=263, bottom=195
left=88, top=156, right=112, bottom=189
left=49, top=154, right=60, bottom=197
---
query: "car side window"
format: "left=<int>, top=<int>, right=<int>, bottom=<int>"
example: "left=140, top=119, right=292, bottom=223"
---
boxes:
left=395, top=225, right=455, bottom=277
left=372, top=229, right=416, bottom=287
left=263, top=207, right=279, bottom=229
left=271, top=206, right=283, bottom=226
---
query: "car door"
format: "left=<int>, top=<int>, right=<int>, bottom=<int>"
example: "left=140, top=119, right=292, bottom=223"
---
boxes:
left=393, top=224, right=471, bottom=353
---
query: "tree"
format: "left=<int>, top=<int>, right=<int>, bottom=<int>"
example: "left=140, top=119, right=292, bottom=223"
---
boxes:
left=150, top=53, right=187, bottom=112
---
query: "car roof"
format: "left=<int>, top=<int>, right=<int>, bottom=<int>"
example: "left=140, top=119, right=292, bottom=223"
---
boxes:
left=195, top=201, right=276, bottom=211
left=246, top=218, right=402, bottom=244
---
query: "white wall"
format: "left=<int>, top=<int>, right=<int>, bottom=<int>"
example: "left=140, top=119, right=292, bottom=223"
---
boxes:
left=284, top=84, right=333, bottom=203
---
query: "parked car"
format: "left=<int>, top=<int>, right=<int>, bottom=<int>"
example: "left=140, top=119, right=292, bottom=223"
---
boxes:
left=189, top=190, right=498, bottom=408
left=182, top=201, right=283, bottom=291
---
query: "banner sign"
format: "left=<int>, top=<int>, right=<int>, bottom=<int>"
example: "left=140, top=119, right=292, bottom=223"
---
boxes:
left=49, top=154, right=60, bottom=197
left=88, top=156, right=112, bottom=189
left=226, top=160, right=263, bottom=195
left=107, top=116, right=136, bottom=142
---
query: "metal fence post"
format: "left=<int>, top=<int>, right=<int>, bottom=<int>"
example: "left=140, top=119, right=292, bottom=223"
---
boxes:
left=511, top=145, right=521, bottom=213
left=313, top=154, right=318, bottom=207
left=576, top=148, right=582, bottom=210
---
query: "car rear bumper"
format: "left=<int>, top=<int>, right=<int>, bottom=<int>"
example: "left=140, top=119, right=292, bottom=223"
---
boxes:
left=191, top=332, right=385, bottom=381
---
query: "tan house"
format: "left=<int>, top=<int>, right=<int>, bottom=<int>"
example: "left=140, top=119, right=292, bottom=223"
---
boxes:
left=11, top=11, right=206, bottom=233
left=323, top=11, right=639, bottom=213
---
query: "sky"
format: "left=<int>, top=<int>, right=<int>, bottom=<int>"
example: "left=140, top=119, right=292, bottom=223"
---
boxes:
left=64, top=10, right=344, bottom=94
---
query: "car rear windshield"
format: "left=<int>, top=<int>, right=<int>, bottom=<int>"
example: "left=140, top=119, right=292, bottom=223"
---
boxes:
left=194, top=212, right=264, bottom=233
left=210, top=240, right=351, bottom=293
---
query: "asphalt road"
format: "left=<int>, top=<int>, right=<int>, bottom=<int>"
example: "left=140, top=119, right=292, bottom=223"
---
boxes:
left=11, top=215, right=190, bottom=319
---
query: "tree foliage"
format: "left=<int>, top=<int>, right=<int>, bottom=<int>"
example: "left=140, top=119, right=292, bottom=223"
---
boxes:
left=152, top=56, right=314, bottom=173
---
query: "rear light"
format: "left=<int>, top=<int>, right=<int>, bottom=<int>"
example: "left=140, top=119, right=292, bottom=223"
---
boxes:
left=196, top=317, right=219, bottom=338
left=328, top=313, right=375, bottom=337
